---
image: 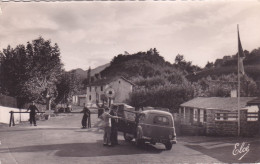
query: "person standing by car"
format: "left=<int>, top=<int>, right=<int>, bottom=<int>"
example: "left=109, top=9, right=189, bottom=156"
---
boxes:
left=81, top=103, right=90, bottom=129
left=27, top=101, right=39, bottom=126
left=100, top=107, right=119, bottom=146
left=110, top=108, right=119, bottom=145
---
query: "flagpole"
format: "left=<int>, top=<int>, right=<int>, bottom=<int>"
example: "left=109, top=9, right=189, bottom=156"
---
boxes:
left=237, top=24, right=241, bottom=137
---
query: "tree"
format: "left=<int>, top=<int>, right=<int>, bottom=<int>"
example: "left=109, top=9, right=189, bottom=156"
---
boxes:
left=0, top=37, right=63, bottom=107
left=193, top=74, right=258, bottom=97
left=205, top=61, right=214, bottom=69
left=87, top=66, right=91, bottom=84
left=55, top=70, right=82, bottom=105
left=174, top=54, right=200, bottom=74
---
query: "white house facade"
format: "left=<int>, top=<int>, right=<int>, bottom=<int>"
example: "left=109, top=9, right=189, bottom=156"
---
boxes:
left=85, top=76, right=135, bottom=106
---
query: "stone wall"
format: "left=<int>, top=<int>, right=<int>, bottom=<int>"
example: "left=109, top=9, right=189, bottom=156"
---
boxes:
left=214, top=121, right=238, bottom=136
left=206, top=109, right=259, bottom=137
left=240, top=110, right=260, bottom=137
left=206, top=110, right=217, bottom=136
left=179, top=108, right=259, bottom=136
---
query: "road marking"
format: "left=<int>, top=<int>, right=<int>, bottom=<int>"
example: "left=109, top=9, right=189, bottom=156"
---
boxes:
left=188, top=142, right=234, bottom=149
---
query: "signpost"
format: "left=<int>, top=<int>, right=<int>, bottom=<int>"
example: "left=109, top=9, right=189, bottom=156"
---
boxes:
left=105, top=88, right=116, bottom=107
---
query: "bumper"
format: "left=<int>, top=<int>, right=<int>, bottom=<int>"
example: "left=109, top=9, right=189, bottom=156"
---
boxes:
left=142, top=136, right=177, bottom=144
left=170, top=139, right=177, bottom=144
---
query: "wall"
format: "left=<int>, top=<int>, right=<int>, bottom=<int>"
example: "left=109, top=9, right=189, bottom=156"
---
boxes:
left=85, top=78, right=133, bottom=105
left=240, top=110, right=260, bottom=137
left=0, top=106, right=29, bottom=124
left=109, top=78, right=133, bottom=103
left=179, top=108, right=259, bottom=136
left=86, top=85, right=106, bottom=106
left=207, top=109, right=259, bottom=136
left=72, top=95, right=78, bottom=105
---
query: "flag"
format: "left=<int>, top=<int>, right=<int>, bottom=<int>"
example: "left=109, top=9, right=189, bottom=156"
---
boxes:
left=237, top=25, right=245, bottom=75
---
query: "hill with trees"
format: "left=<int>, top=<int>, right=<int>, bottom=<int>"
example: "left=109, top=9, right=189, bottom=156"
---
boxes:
left=187, top=47, right=260, bottom=82
left=93, top=48, right=197, bottom=112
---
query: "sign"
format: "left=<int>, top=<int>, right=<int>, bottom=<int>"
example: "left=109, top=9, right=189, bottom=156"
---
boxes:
left=105, top=88, right=116, bottom=98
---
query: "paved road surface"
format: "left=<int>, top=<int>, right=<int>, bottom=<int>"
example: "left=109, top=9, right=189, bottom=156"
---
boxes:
left=0, top=109, right=259, bottom=164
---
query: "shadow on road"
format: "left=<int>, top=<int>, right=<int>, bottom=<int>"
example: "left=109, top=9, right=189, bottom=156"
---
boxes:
left=0, top=140, right=164, bottom=157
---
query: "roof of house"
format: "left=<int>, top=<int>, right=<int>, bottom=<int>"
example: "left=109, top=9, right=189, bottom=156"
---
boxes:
left=89, top=76, right=135, bottom=86
left=180, top=97, right=257, bottom=111
left=247, top=97, right=260, bottom=106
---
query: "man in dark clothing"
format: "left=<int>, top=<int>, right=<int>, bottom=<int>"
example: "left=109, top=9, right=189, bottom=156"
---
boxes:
left=27, top=101, right=39, bottom=126
left=81, top=104, right=90, bottom=129
left=110, top=108, right=119, bottom=145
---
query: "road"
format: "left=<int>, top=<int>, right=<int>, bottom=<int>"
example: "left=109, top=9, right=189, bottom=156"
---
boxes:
left=0, top=108, right=259, bottom=164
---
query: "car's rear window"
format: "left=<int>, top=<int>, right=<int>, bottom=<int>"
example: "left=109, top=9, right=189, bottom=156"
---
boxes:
left=153, top=116, right=170, bottom=125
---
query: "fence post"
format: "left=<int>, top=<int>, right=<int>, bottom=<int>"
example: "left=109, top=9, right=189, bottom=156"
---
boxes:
left=12, top=112, right=15, bottom=126
left=19, top=108, right=21, bottom=123
left=9, top=111, right=13, bottom=127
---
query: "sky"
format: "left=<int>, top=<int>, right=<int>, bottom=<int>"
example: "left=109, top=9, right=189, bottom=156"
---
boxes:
left=0, top=1, right=260, bottom=71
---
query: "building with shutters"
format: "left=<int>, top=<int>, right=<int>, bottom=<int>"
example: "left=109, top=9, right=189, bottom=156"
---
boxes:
left=73, top=76, right=135, bottom=107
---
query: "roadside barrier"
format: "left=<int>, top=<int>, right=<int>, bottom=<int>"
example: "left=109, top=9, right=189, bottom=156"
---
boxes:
left=8, top=111, right=84, bottom=127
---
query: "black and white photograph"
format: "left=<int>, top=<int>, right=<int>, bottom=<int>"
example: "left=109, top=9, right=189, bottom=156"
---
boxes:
left=0, top=0, right=260, bottom=163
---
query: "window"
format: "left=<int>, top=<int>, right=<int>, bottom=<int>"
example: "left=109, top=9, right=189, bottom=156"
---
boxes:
left=216, top=113, right=220, bottom=120
left=193, top=108, right=198, bottom=122
left=101, top=86, right=103, bottom=91
left=139, top=114, right=146, bottom=123
left=89, top=95, right=91, bottom=101
left=199, top=109, right=204, bottom=123
left=203, top=110, right=207, bottom=122
left=96, top=93, right=99, bottom=101
left=89, top=86, right=92, bottom=92
left=153, top=116, right=169, bottom=125
left=119, top=80, right=121, bottom=84
left=223, top=113, right=228, bottom=120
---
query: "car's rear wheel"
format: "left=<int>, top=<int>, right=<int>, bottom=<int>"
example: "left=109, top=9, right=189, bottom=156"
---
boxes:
left=124, top=133, right=133, bottom=142
left=165, top=142, right=172, bottom=150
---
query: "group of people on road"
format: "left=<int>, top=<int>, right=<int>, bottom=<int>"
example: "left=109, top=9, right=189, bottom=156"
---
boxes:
left=99, top=106, right=120, bottom=146
left=82, top=103, right=120, bottom=146
left=27, top=101, right=120, bottom=147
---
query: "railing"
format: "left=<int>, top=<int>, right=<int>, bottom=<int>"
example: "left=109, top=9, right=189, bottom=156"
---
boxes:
left=247, top=112, right=258, bottom=121
left=215, top=112, right=238, bottom=121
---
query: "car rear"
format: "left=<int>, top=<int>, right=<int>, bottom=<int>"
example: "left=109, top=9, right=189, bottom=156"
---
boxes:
left=140, top=110, right=177, bottom=150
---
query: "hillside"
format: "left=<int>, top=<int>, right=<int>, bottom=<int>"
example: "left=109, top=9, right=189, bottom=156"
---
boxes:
left=187, top=64, right=260, bottom=82
left=71, top=63, right=110, bottom=79
left=100, top=48, right=175, bottom=80
left=187, top=48, right=260, bottom=82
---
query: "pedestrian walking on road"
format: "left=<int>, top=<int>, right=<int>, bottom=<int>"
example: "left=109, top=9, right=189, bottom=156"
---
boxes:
left=27, top=101, right=39, bottom=126
left=81, top=104, right=90, bottom=129
left=99, top=107, right=119, bottom=146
